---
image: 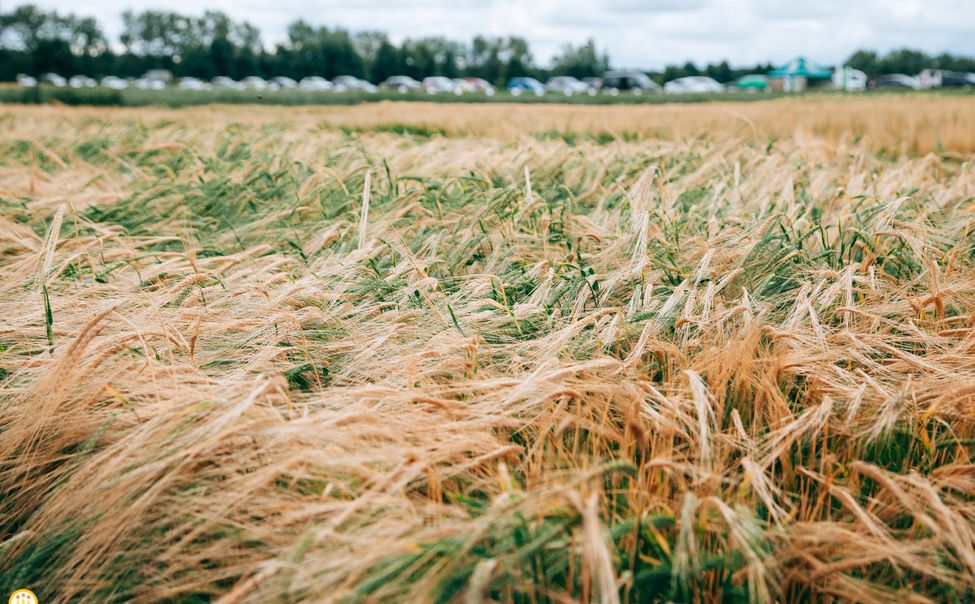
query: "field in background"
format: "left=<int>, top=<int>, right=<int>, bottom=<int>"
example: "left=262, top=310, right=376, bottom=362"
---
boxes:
left=1, top=98, right=974, bottom=602
left=3, top=94, right=973, bottom=155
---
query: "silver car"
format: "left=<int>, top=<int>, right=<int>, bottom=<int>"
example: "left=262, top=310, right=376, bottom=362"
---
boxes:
left=100, top=76, right=128, bottom=90
left=241, top=76, right=271, bottom=91
left=212, top=76, right=244, bottom=91
left=39, top=73, right=67, bottom=87
left=334, top=75, right=376, bottom=93
left=177, top=77, right=208, bottom=90
left=271, top=76, right=298, bottom=89
left=422, top=76, right=461, bottom=95
left=381, top=76, right=422, bottom=93
left=545, top=76, right=593, bottom=96
left=298, top=76, right=333, bottom=91
left=68, top=75, right=97, bottom=88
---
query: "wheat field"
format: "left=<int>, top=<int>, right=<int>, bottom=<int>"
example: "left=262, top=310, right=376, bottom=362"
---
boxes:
left=1, top=97, right=974, bottom=603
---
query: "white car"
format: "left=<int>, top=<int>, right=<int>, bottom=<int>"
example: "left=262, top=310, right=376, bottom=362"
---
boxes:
left=134, top=78, right=165, bottom=90
left=177, top=77, right=208, bottom=90
left=16, top=74, right=37, bottom=87
left=422, top=76, right=462, bottom=95
left=241, top=76, right=272, bottom=90
left=334, top=75, right=376, bottom=92
left=545, top=76, right=593, bottom=96
left=464, top=77, right=495, bottom=95
left=68, top=75, right=97, bottom=88
left=39, top=73, right=67, bottom=87
left=271, top=76, right=298, bottom=89
left=100, top=76, right=128, bottom=90
left=298, top=76, right=333, bottom=91
left=664, top=76, right=725, bottom=94
left=212, top=76, right=244, bottom=90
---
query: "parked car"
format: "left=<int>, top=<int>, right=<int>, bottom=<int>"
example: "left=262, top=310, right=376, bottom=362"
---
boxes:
left=664, top=76, right=724, bottom=94
left=211, top=76, right=243, bottom=90
left=16, top=74, right=37, bottom=87
left=68, top=75, right=97, bottom=88
left=100, top=76, right=128, bottom=90
left=453, top=78, right=475, bottom=93
left=464, top=77, right=495, bottom=95
left=423, top=76, right=462, bottom=94
left=507, top=77, right=545, bottom=96
left=38, top=73, right=67, bottom=87
left=582, top=77, right=601, bottom=93
left=177, top=77, right=208, bottom=90
left=134, top=77, right=165, bottom=90
left=940, top=71, right=975, bottom=87
left=298, top=76, right=332, bottom=91
left=381, top=75, right=422, bottom=93
left=142, top=69, right=173, bottom=85
left=873, top=74, right=920, bottom=89
left=271, top=76, right=298, bottom=89
left=241, top=76, right=271, bottom=90
left=545, top=76, right=593, bottom=96
left=600, top=71, right=659, bottom=95
left=333, top=75, right=376, bottom=92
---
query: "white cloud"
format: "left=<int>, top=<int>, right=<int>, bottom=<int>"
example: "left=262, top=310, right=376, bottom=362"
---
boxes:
left=27, top=0, right=975, bottom=68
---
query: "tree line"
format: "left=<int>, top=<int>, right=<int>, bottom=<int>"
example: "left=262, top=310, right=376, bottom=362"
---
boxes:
left=1, top=4, right=973, bottom=85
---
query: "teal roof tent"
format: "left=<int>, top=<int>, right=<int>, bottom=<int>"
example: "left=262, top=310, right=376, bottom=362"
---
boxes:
left=736, top=74, right=768, bottom=89
left=768, top=56, right=832, bottom=79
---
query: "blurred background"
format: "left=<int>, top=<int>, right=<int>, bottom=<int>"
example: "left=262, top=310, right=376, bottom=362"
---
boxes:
left=1, top=0, right=973, bottom=99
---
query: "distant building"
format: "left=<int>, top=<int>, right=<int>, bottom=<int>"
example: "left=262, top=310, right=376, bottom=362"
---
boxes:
left=919, top=69, right=945, bottom=89
left=768, top=57, right=832, bottom=92
left=833, top=66, right=867, bottom=91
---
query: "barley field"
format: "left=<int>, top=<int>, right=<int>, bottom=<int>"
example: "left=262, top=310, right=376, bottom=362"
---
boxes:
left=1, top=96, right=974, bottom=603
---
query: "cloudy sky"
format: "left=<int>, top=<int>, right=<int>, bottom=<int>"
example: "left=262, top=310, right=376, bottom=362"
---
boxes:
left=30, top=0, right=975, bottom=68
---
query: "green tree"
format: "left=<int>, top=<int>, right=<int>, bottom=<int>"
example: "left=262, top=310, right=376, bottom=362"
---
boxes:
left=846, top=49, right=879, bottom=76
left=550, top=39, right=608, bottom=78
left=370, top=38, right=402, bottom=82
left=501, top=36, right=535, bottom=80
left=469, top=36, right=504, bottom=84
left=705, top=60, right=732, bottom=83
left=0, top=5, right=109, bottom=76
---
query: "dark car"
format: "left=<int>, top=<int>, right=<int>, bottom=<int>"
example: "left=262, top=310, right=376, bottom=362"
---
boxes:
left=940, top=71, right=975, bottom=87
left=873, top=74, right=919, bottom=89
left=599, top=71, right=660, bottom=95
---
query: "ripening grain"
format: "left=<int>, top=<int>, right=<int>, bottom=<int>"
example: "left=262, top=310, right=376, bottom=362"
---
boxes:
left=0, top=99, right=974, bottom=603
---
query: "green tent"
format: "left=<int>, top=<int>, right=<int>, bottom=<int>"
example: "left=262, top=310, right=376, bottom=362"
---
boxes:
left=768, top=57, right=832, bottom=79
left=736, top=74, right=768, bottom=89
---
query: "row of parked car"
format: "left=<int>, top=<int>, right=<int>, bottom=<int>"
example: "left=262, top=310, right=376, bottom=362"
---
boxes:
left=390, top=73, right=724, bottom=96
left=871, top=69, right=975, bottom=90
left=15, top=72, right=379, bottom=92
left=14, top=68, right=975, bottom=96
left=10, top=70, right=740, bottom=96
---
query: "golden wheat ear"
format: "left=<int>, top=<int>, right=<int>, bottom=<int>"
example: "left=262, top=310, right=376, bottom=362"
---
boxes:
left=0, top=98, right=973, bottom=603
